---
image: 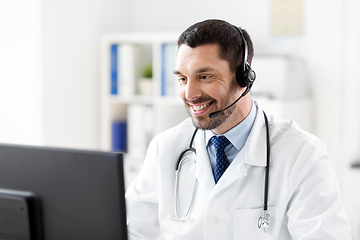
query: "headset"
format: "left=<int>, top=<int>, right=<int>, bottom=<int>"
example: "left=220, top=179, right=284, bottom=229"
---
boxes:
left=207, top=27, right=257, bottom=119
left=235, top=27, right=256, bottom=97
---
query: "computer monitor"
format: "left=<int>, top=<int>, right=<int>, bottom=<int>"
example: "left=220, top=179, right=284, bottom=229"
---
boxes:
left=0, top=143, right=128, bottom=240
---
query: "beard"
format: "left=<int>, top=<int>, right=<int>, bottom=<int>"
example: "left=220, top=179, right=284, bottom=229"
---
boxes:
left=185, top=95, right=237, bottom=130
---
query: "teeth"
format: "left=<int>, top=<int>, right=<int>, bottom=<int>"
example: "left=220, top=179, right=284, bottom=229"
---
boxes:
left=192, top=103, right=209, bottom=111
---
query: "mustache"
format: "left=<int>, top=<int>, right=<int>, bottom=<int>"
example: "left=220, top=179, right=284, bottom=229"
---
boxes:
left=185, top=97, right=215, bottom=105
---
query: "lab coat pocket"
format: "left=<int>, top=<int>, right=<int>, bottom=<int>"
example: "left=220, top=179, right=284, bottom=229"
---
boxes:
left=233, top=206, right=279, bottom=239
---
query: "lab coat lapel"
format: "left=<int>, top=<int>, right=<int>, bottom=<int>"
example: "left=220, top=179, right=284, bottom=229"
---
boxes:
left=243, top=105, right=268, bottom=167
left=211, top=151, right=248, bottom=193
left=191, top=130, right=248, bottom=199
left=191, top=130, right=215, bottom=195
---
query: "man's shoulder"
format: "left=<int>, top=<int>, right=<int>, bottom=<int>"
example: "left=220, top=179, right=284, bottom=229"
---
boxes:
left=268, top=113, right=324, bottom=149
left=154, top=117, right=195, bottom=143
left=163, top=117, right=194, bottom=133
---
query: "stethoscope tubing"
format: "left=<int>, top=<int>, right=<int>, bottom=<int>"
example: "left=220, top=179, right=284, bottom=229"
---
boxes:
left=263, top=111, right=270, bottom=212
left=173, top=128, right=198, bottom=221
left=175, top=128, right=198, bottom=171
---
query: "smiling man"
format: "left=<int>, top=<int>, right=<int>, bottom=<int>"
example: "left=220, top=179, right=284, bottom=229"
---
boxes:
left=175, top=42, right=251, bottom=134
left=125, top=19, right=352, bottom=239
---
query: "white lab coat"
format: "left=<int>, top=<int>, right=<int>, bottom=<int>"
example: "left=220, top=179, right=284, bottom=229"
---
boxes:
left=125, top=104, right=352, bottom=240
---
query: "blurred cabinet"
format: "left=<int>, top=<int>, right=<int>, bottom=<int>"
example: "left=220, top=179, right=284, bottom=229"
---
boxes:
left=99, top=33, right=188, bottom=187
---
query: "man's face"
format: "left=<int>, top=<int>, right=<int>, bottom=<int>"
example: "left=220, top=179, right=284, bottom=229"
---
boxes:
left=174, top=43, right=240, bottom=131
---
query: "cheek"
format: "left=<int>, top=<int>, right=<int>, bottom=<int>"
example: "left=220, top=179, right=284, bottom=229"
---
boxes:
left=207, top=84, right=228, bottom=97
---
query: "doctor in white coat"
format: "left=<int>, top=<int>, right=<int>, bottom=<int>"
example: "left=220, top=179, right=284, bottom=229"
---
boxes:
left=125, top=19, right=352, bottom=239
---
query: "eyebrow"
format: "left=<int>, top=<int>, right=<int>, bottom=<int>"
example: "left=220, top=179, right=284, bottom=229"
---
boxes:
left=173, top=67, right=216, bottom=75
left=173, top=70, right=182, bottom=75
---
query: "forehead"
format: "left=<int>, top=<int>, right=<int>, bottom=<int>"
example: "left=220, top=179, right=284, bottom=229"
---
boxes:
left=176, top=43, right=221, bottom=63
left=175, top=43, right=230, bottom=74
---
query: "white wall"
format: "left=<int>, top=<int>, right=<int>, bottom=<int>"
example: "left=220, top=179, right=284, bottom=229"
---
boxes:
left=0, top=0, right=43, bottom=145
left=42, top=0, right=101, bottom=149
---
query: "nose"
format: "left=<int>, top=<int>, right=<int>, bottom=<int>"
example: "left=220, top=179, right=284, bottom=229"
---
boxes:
left=184, top=78, right=202, bottom=101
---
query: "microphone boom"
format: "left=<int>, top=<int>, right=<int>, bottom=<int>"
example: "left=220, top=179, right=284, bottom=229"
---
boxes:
left=207, top=93, right=244, bottom=118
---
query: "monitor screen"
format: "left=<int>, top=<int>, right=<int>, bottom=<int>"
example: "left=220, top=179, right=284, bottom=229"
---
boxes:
left=0, top=143, right=128, bottom=240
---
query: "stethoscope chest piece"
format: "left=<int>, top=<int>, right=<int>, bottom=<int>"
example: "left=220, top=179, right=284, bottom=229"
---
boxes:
left=258, top=210, right=271, bottom=233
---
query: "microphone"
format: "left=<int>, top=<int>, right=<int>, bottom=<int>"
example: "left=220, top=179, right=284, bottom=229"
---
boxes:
left=207, top=86, right=251, bottom=119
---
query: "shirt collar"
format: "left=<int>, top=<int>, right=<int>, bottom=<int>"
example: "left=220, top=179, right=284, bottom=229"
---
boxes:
left=205, top=101, right=257, bottom=151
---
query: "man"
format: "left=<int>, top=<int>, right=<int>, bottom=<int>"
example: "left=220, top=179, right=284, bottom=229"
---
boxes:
left=125, top=19, right=352, bottom=239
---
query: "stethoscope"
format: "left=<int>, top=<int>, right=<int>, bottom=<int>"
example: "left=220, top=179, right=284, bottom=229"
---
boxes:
left=173, top=111, right=271, bottom=233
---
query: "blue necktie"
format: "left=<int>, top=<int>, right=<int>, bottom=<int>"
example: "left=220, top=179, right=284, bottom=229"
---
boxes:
left=211, top=136, right=231, bottom=184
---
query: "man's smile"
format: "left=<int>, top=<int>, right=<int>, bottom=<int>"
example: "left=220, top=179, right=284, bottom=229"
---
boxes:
left=188, top=101, right=214, bottom=115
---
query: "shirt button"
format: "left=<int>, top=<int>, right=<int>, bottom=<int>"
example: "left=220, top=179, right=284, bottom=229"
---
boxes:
left=210, top=216, right=219, bottom=225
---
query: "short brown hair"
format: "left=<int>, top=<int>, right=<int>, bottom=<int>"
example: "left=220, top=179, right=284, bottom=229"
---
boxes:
left=177, top=19, right=254, bottom=73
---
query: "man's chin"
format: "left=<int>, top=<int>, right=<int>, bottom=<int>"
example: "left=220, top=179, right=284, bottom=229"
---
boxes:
left=186, top=106, right=228, bottom=130
left=189, top=108, right=233, bottom=131
left=190, top=115, right=220, bottom=130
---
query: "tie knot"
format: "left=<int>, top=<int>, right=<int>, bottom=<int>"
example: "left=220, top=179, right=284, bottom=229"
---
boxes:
left=211, top=136, right=230, bottom=152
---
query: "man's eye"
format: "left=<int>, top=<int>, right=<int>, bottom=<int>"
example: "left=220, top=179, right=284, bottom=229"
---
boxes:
left=178, top=77, right=187, bottom=83
left=199, top=75, right=211, bottom=80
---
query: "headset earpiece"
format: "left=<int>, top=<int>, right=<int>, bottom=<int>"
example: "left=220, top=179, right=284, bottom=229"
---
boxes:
left=244, top=64, right=256, bottom=85
left=234, top=27, right=256, bottom=95
left=241, top=64, right=256, bottom=96
left=236, top=63, right=256, bottom=88
left=236, top=66, right=247, bottom=87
